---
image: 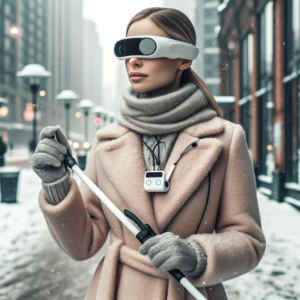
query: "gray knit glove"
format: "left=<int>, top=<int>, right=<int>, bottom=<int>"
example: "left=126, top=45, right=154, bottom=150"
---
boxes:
left=139, top=232, right=207, bottom=277
left=30, top=125, right=72, bottom=205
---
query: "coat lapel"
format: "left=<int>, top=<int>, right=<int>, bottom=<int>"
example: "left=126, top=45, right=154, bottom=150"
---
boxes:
left=96, top=116, right=224, bottom=234
left=96, top=124, right=160, bottom=233
left=153, top=116, right=224, bottom=232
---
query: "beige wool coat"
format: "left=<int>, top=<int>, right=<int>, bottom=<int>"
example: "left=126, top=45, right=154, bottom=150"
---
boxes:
left=38, top=115, right=266, bottom=300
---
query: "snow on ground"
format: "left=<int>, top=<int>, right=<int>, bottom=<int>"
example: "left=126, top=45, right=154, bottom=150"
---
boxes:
left=0, top=169, right=299, bottom=299
left=223, top=193, right=300, bottom=300
left=5, top=147, right=31, bottom=163
left=0, top=169, right=108, bottom=300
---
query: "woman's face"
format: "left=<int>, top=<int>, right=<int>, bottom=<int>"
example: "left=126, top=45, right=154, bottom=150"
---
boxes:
left=125, top=18, right=191, bottom=96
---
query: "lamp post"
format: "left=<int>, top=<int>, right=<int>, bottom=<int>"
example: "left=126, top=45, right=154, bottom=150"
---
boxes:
left=92, top=106, right=105, bottom=130
left=108, top=111, right=116, bottom=124
left=76, top=99, right=95, bottom=142
left=76, top=99, right=94, bottom=170
left=56, top=90, right=79, bottom=140
left=103, top=109, right=110, bottom=126
left=16, top=64, right=51, bottom=151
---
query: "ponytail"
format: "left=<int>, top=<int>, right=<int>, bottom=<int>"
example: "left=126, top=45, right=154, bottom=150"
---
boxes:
left=181, top=68, right=223, bottom=118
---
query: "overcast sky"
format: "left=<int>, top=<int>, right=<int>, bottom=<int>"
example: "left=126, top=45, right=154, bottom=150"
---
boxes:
left=83, top=1, right=163, bottom=107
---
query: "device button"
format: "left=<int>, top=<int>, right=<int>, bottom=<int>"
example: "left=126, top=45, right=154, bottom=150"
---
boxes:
left=165, top=181, right=169, bottom=188
left=156, top=179, right=161, bottom=185
left=146, top=180, right=151, bottom=186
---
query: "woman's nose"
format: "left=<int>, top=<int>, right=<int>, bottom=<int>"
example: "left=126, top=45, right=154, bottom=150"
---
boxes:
left=128, top=57, right=143, bottom=67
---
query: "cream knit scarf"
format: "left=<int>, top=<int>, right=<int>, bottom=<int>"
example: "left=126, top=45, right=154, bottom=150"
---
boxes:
left=116, top=82, right=217, bottom=135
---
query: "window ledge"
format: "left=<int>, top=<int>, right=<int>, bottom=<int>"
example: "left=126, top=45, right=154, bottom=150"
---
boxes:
left=285, top=182, right=300, bottom=192
left=258, top=187, right=272, bottom=196
left=284, top=197, right=300, bottom=207
left=257, top=175, right=273, bottom=184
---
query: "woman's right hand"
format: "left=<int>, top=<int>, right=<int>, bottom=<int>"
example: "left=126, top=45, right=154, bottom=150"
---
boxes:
left=30, top=125, right=72, bottom=184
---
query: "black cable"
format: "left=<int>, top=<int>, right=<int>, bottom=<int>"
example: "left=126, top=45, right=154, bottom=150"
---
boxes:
left=154, top=135, right=160, bottom=162
left=134, top=132, right=158, bottom=166
left=195, top=170, right=211, bottom=234
left=152, top=141, right=166, bottom=165
left=153, top=136, right=166, bottom=166
left=153, top=135, right=163, bottom=164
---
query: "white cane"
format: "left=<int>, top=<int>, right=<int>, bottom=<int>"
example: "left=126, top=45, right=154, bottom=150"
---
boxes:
left=64, top=152, right=206, bottom=300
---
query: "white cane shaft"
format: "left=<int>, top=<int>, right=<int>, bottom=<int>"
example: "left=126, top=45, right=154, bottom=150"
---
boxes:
left=180, top=278, right=206, bottom=300
left=72, top=165, right=140, bottom=236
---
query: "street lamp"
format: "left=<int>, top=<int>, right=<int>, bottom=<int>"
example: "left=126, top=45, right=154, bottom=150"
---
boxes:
left=0, top=97, right=9, bottom=107
left=76, top=99, right=95, bottom=142
left=108, top=111, right=116, bottom=124
left=56, top=90, right=79, bottom=140
left=16, top=64, right=51, bottom=151
left=92, top=106, right=105, bottom=129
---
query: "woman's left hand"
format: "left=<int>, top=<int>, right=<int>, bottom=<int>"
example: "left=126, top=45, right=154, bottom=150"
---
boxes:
left=139, top=232, right=200, bottom=274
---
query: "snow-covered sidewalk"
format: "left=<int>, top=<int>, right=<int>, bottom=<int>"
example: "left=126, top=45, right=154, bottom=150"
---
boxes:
left=0, top=169, right=108, bottom=300
left=223, top=193, right=300, bottom=299
left=5, top=147, right=31, bottom=163
left=0, top=169, right=299, bottom=299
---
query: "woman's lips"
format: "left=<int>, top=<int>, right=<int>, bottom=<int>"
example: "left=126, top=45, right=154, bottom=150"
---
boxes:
left=130, top=72, right=148, bottom=82
left=130, top=75, right=148, bottom=81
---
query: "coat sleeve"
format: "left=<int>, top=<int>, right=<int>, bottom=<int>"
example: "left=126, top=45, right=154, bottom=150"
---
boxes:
left=38, top=135, right=110, bottom=261
left=186, top=124, right=266, bottom=287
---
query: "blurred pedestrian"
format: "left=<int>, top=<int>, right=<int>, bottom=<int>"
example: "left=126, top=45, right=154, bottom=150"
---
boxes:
left=9, top=141, right=13, bottom=156
left=29, top=137, right=35, bottom=154
left=0, top=136, right=7, bottom=166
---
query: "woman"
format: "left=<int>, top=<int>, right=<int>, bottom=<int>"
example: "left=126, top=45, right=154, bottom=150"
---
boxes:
left=31, top=7, right=266, bottom=300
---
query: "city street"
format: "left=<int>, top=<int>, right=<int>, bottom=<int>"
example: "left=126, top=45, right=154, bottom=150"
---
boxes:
left=0, top=169, right=299, bottom=300
left=1, top=0, right=300, bottom=299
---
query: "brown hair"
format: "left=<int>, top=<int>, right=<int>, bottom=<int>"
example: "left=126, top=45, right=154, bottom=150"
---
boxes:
left=126, top=7, right=223, bottom=118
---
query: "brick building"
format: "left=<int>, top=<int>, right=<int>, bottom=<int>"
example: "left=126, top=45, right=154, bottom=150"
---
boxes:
left=218, top=0, right=300, bottom=206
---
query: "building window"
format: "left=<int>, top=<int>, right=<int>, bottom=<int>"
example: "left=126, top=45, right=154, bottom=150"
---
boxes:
left=239, top=33, right=253, bottom=149
left=207, top=84, right=219, bottom=96
left=284, top=0, right=300, bottom=184
left=204, top=8, right=217, bottom=19
left=4, top=37, right=11, bottom=52
left=256, top=1, right=275, bottom=177
left=204, top=69, right=214, bottom=78
left=4, top=73, right=15, bottom=86
left=28, top=23, right=35, bottom=32
left=284, top=78, right=300, bottom=184
left=4, top=55, right=12, bottom=70
left=258, top=1, right=273, bottom=89
left=4, top=19, right=11, bottom=31
left=241, top=33, right=253, bottom=97
left=4, top=3, right=11, bottom=16
left=29, top=11, right=35, bottom=20
left=257, top=90, right=274, bottom=177
left=204, top=24, right=215, bottom=33
left=225, top=53, right=233, bottom=96
left=285, top=0, right=300, bottom=75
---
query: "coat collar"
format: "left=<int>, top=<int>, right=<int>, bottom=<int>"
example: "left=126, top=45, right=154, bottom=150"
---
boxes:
left=96, top=116, right=224, bottom=233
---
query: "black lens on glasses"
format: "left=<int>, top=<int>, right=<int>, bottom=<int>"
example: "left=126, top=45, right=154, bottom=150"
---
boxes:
left=114, top=38, right=156, bottom=57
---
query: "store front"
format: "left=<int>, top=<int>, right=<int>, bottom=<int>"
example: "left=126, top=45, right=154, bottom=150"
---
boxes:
left=283, top=0, right=300, bottom=206
left=255, top=1, right=276, bottom=195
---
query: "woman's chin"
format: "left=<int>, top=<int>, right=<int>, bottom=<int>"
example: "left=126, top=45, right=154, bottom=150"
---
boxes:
left=131, top=82, right=165, bottom=94
left=131, top=83, right=151, bottom=93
